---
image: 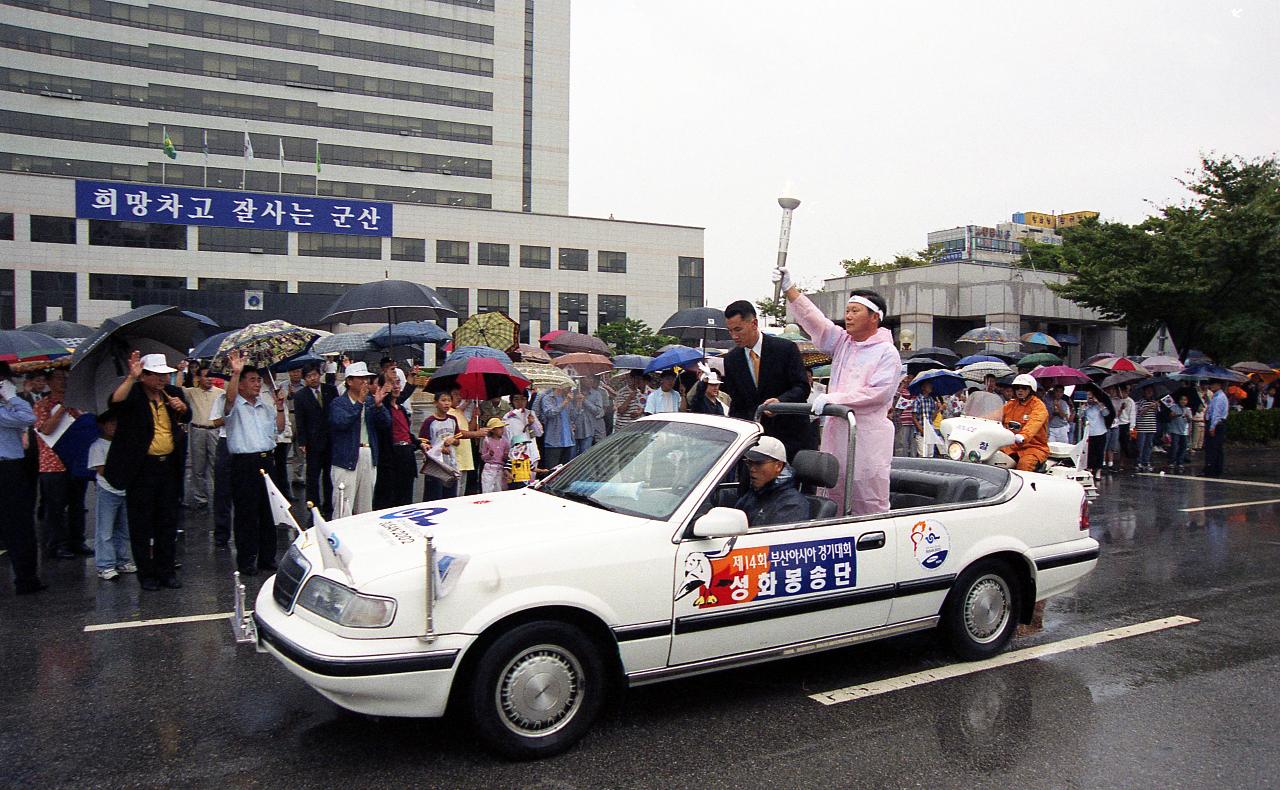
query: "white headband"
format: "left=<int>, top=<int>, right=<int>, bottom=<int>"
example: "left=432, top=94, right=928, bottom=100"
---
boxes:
left=847, top=294, right=884, bottom=320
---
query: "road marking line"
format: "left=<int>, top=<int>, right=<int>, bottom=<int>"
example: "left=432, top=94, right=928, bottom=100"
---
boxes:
left=1139, top=473, right=1280, bottom=489
left=809, top=615, right=1198, bottom=706
left=84, top=611, right=251, bottom=633
left=1181, top=497, right=1280, bottom=513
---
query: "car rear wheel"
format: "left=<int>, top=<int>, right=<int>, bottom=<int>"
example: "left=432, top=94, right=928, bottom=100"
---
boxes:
left=942, top=560, right=1020, bottom=660
left=464, top=620, right=606, bottom=760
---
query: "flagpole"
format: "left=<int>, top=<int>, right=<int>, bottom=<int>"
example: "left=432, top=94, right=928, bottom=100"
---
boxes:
left=314, top=139, right=321, bottom=196
left=202, top=129, right=208, bottom=188
left=278, top=137, right=284, bottom=193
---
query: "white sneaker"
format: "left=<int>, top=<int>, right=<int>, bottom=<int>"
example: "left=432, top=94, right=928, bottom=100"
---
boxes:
left=97, top=568, right=119, bottom=580
left=116, top=561, right=137, bottom=574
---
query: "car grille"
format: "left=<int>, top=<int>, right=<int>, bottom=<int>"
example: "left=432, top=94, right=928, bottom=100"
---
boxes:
left=272, top=545, right=311, bottom=613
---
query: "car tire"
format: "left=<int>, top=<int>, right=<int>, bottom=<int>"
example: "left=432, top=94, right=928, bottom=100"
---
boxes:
left=942, top=559, right=1020, bottom=661
left=464, top=620, right=607, bottom=760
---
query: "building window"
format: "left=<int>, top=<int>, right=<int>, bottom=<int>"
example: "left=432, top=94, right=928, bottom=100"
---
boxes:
left=477, top=289, right=509, bottom=316
left=30, top=271, right=77, bottom=322
left=558, top=247, right=587, bottom=271
left=88, top=220, right=187, bottom=250
left=89, top=273, right=185, bottom=301
left=0, top=213, right=13, bottom=240
left=478, top=243, right=509, bottom=267
left=598, top=250, right=627, bottom=273
left=436, top=240, right=470, bottom=265
left=297, top=281, right=357, bottom=295
left=0, top=269, right=15, bottom=328
left=597, top=295, right=626, bottom=326
left=30, top=215, right=76, bottom=244
left=678, top=256, right=705, bottom=311
left=436, top=287, right=469, bottom=319
left=519, top=245, right=550, bottom=269
left=198, top=278, right=286, bottom=293
left=519, top=290, right=550, bottom=343
left=297, top=233, right=382, bottom=260
left=197, top=226, right=287, bottom=254
left=558, top=292, right=588, bottom=332
left=392, top=238, right=426, bottom=262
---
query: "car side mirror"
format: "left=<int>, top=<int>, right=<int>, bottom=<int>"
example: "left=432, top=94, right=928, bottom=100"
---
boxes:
left=692, top=507, right=749, bottom=538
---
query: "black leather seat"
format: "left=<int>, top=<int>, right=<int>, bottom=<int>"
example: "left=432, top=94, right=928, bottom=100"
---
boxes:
left=792, top=450, right=841, bottom=520
left=889, top=468, right=984, bottom=509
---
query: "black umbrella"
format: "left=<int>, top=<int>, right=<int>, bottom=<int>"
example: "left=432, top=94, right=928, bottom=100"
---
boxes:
left=908, top=346, right=959, bottom=364
left=67, top=306, right=202, bottom=412
left=905, top=356, right=948, bottom=373
left=659, top=307, right=729, bottom=345
left=190, top=330, right=234, bottom=360
left=317, top=279, right=457, bottom=326
left=19, top=320, right=95, bottom=339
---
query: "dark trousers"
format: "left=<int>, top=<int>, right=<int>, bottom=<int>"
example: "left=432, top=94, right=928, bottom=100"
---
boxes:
left=0, top=459, right=40, bottom=590
left=304, top=445, right=333, bottom=520
left=38, top=471, right=88, bottom=552
left=231, top=451, right=277, bottom=571
left=272, top=443, right=292, bottom=497
left=1203, top=424, right=1227, bottom=476
left=1086, top=434, right=1107, bottom=472
left=1118, top=426, right=1133, bottom=461
left=213, top=437, right=233, bottom=543
left=373, top=455, right=394, bottom=511
left=542, top=445, right=571, bottom=470
left=126, top=454, right=181, bottom=583
left=388, top=444, right=418, bottom=506
left=422, top=475, right=457, bottom=502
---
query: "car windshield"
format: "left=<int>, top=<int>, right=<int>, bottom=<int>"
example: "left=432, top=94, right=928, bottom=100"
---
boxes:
left=539, top=419, right=739, bottom=520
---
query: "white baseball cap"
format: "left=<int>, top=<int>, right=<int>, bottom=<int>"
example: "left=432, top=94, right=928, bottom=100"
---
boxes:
left=342, top=361, right=375, bottom=379
left=140, top=353, right=177, bottom=374
left=744, top=435, right=787, bottom=464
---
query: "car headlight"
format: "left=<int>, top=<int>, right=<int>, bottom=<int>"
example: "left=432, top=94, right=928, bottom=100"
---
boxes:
left=296, top=576, right=397, bottom=628
left=947, top=441, right=966, bottom=461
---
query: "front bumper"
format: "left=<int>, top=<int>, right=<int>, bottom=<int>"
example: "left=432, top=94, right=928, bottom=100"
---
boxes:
left=253, top=578, right=468, bottom=718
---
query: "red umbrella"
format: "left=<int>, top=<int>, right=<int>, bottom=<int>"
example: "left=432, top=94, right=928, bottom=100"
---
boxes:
left=1030, top=365, right=1091, bottom=387
left=1083, top=352, right=1118, bottom=366
left=424, top=356, right=530, bottom=400
left=539, top=329, right=566, bottom=348
left=1088, top=356, right=1150, bottom=376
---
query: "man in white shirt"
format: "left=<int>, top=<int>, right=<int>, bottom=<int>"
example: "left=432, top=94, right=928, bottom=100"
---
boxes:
left=222, top=351, right=285, bottom=575
left=183, top=363, right=223, bottom=510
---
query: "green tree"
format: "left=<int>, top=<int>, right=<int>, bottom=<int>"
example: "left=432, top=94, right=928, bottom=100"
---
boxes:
left=837, top=246, right=940, bottom=277
left=595, top=319, right=678, bottom=356
left=1044, top=154, right=1280, bottom=361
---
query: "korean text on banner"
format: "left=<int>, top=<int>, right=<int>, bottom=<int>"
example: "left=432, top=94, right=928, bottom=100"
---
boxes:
left=75, top=180, right=393, bottom=237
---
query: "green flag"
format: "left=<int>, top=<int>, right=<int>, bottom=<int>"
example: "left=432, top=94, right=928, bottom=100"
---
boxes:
left=162, top=127, right=177, bottom=160
left=315, top=144, right=322, bottom=173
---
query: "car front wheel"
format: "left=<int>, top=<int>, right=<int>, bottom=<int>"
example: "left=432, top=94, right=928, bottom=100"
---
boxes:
left=942, top=560, right=1020, bottom=660
left=464, top=620, right=607, bottom=760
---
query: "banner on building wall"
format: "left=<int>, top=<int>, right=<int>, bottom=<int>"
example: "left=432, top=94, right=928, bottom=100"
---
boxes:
left=74, top=180, right=393, bottom=237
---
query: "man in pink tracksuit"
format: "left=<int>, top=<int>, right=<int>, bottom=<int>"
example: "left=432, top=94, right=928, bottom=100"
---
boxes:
left=775, top=267, right=900, bottom=514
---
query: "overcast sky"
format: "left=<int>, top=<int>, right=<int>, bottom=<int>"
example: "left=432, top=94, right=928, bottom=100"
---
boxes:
left=567, top=0, right=1280, bottom=311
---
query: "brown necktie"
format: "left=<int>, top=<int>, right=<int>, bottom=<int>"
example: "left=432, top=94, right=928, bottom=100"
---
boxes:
left=750, top=349, right=761, bottom=383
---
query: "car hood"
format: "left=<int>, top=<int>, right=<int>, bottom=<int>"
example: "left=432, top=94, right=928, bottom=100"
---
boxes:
left=308, top=488, right=641, bottom=587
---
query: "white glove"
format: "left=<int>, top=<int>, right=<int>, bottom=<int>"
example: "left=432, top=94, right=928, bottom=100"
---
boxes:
left=1014, top=434, right=1025, bottom=444
left=772, top=266, right=794, bottom=293
left=811, top=393, right=829, bottom=415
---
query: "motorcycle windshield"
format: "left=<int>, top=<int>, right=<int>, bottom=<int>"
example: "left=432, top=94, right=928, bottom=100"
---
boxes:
left=964, top=391, right=1006, bottom=421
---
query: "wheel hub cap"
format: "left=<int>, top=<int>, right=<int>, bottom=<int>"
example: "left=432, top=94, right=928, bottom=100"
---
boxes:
left=499, top=648, right=581, bottom=736
left=965, top=577, right=1009, bottom=642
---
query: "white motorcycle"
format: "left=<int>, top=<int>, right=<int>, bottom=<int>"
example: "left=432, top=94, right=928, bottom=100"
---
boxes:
left=937, top=391, right=1098, bottom=499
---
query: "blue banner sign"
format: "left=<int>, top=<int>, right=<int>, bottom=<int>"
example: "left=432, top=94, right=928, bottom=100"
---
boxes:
left=75, top=180, right=392, bottom=237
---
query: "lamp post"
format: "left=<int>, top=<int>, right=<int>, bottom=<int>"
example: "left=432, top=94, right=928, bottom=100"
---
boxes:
left=772, top=195, right=801, bottom=320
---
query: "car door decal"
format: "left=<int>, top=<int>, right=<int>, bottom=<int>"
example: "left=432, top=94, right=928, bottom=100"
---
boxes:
left=676, top=537, right=857, bottom=610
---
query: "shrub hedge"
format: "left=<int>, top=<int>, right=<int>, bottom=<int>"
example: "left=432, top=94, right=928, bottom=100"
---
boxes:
left=1225, top=409, right=1280, bottom=444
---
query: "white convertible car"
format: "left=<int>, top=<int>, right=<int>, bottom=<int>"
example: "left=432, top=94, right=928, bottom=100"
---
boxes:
left=249, top=407, right=1098, bottom=759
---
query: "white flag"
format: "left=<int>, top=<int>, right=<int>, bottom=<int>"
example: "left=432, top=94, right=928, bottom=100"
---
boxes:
left=278, top=137, right=285, bottom=169
left=261, top=470, right=300, bottom=537
left=243, top=131, right=254, bottom=160
left=310, top=505, right=352, bottom=575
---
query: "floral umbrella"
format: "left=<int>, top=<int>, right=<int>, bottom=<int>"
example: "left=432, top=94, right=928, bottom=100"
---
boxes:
left=552, top=352, right=614, bottom=377
left=512, top=343, right=552, bottom=363
left=513, top=361, right=574, bottom=389
left=453, top=312, right=520, bottom=354
left=214, top=320, right=324, bottom=370
left=956, top=326, right=1018, bottom=345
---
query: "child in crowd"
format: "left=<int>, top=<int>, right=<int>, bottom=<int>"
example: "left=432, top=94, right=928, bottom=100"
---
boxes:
left=1166, top=394, right=1191, bottom=472
left=88, top=410, right=134, bottom=580
left=507, top=434, right=534, bottom=490
left=1082, top=392, right=1111, bottom=474
left=1134, top=387, right=1160, bottom=472
left=419, top=391, right=460, bottom=501
left=479, top=418, right=510, bottom=493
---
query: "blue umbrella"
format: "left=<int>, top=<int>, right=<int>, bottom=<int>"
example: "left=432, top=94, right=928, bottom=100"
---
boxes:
left=909, top=369, right=966, bottom=396
left=613, top=354, right=654, bottom=371
left=1174, top=363, right=1248, bottom=383
left=271, top=351, right=325, bottom=373
left=645, top=346, right=704, bottom=374
left=189, top=330, right=233, bottom=360
left=956, top=354, right=1003, bottom=366
left=369, top=321, right=451, bottom=348
left=446, top=344, right=511, bottom=363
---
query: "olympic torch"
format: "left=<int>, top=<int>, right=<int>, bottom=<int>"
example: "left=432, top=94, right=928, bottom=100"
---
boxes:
left=772, top=194, right=801, bottom=316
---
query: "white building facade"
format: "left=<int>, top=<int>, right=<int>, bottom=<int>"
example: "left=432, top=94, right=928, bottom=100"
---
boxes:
left=0, top=0, right=704, bottom=335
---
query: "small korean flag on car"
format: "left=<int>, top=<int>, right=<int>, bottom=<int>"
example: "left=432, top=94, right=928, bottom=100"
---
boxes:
left=245, top=290, right=264, bottom=311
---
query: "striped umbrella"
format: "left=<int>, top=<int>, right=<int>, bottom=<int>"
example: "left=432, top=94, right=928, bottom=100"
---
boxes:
left=0, top=329, right=71, bottom=363
left=1020, top=331, right=1061, bottom=348
left=1088, top=356, right=1150, bottom=376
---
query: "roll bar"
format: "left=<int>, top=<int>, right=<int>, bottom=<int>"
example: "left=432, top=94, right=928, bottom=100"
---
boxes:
left=753, top=402, right=857, bottom=516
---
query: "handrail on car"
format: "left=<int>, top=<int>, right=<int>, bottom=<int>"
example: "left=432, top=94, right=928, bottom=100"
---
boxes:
left=752, top=402, right=857, bottom=516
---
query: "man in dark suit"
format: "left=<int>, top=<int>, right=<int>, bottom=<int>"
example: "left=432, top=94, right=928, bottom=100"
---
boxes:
left=721, top=300, right=811, bottom=460
left=293, top=363, right=338, bottom=521
left=105, top=351, right=191, bottom=591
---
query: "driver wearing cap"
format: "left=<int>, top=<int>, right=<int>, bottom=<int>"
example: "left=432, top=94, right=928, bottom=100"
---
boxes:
left=734, top=436, right=810, bottom=527
left=1000, top=374, right=1050, bottom=471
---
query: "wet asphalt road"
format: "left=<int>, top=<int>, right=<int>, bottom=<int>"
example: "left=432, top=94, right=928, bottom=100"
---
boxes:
left=3, top=447, right=1280, bottom=789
